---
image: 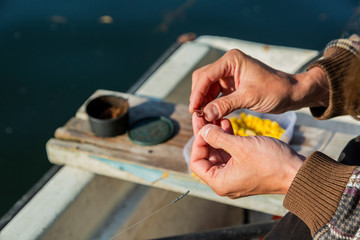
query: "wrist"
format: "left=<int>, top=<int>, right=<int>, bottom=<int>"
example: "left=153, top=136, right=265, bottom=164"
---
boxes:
left=281, top=154, right=305, bottom=195
left=289, top=67, right=329, bottom=110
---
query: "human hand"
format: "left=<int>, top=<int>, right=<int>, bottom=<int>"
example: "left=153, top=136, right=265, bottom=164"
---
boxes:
left=190, top=114, right=304, bottom=198
left=189, top=49, right=329, bottom=122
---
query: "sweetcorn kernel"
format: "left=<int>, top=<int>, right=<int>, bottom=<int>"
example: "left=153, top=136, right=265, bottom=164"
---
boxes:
left=229, top=112, right=285, bottom=139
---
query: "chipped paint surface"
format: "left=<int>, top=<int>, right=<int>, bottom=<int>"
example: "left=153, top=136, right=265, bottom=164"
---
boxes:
left=162, top=171, right=169, bottom=178
left=90, top=155, right=164, bottom=183
left=263, top=44, right=270, bottom=51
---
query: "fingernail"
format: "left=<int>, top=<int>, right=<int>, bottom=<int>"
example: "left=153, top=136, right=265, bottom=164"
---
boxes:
left=200, top=125, right=213, bottom=139
left=204, top=105, right=219, bottom=121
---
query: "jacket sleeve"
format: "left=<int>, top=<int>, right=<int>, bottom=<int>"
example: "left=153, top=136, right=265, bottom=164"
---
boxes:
left=283, top=152, right=358, bottom=238
left=283, top=35, right=360, bottom=238
left=307, top=34, right=360, bottom=120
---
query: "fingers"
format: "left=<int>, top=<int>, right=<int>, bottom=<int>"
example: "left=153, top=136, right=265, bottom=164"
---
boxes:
left=192, top=112, right=208, bottom=136
left=203, top=82, right=221, bottom=107
left=189, top=49, right=244, bottom=113
left=191, top=64, right=210, bottom=92
left=220, top=118, right=234, bottom=135
left=190, top=133, right=212, bottom=173
left=203, top=91, right=241, bottom=122
left=190, top=127, right=224, bottom=185
left=189, top=65, right=225, bottom=111
left=189, top=65, right=212, bottom=113
left=193, top=110, right=234, bottom=135
left=190, top=119, right=214, bottom=180
left=200, top=124, right=237, bottom=155
left=190, top=122, right=236, bottom=186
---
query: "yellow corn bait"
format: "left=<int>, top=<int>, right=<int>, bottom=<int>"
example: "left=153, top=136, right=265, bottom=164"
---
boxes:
left=229, top=112, right=285, bottom=139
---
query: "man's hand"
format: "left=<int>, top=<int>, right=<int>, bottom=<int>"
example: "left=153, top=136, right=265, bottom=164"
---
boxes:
left=190, top=114, right=305, bottom=198
left=189, top=49, right=329, bottom=122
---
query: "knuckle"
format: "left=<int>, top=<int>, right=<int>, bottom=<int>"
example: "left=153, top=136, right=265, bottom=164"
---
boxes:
left=226, top=49, right=242, bottom=58
left=192, top=70, right=200, bottom=82
left=225, top=49, right=246, bottom=65
left=227, top=48, right=241, bottom=55
left=214, top=187, right=228, bottom=197
left=192, top=64, right=210, bottom=83
left=226, top=194, right=236, bottom=199
left=214, top=184, right=235, bottom=197
left=221, top=98, right=235, bottom=112
left=226, top=192, right=242, bottom=199
left=213, top=99, right=234, bottom=116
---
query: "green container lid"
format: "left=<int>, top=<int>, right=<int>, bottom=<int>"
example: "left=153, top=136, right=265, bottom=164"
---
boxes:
left=127, top=116, right=174, bottom=146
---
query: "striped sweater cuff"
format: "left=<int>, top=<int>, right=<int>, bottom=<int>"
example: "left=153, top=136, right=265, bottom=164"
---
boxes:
left=283, top=151, right=357, bottom=236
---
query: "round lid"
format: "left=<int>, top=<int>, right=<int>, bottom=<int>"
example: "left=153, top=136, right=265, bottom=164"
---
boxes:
left=127, top=116, right=174, bottom=146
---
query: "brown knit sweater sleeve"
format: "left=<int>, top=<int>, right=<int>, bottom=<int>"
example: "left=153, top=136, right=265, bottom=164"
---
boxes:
left=308, top=35, right=360, bottom=119
left=283, top=35, right=360, bottom=236
left=283, top=152, right=356, bottom=236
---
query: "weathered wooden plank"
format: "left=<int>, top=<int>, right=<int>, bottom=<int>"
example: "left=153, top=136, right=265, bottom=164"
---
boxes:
left=51, top=90, right=359, bottom=180
left=54, top=124, right=188, bottom=173
left=46, top=138, right=288, bottom=216
left=54, top=93, right=193, bottom=173
left=290, top=125, right=357, bottom=160
left=46, top=90, right=359, bottom=216
left=290, top=125, right=333, bottom=156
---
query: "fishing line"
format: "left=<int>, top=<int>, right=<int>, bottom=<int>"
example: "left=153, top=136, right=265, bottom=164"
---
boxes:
left=109, top=190, right=190, bottom=240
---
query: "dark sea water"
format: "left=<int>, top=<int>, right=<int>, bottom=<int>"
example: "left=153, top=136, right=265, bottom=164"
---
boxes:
left=0, top=0, right=358, bottom=217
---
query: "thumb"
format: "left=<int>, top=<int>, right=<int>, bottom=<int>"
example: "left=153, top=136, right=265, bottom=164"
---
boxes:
left=203, top=92, right=240, bottom=122
left=200, top=124, right=237, bottom=152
